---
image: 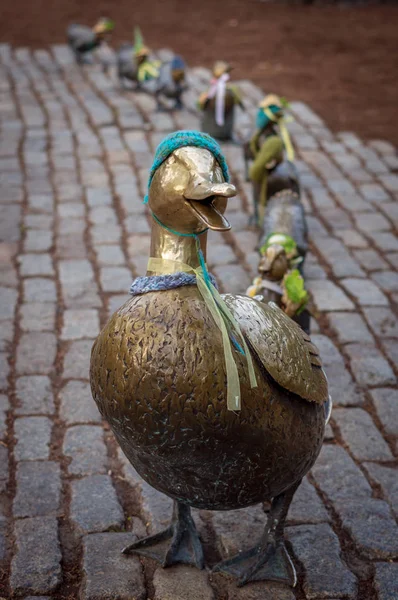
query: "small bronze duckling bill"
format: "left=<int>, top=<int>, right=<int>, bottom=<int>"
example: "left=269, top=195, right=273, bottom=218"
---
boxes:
left=90, top=131, right=330, bottom=587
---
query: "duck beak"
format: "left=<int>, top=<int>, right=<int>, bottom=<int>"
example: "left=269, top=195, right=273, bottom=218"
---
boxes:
left=184, top=180, right=236, bottom=231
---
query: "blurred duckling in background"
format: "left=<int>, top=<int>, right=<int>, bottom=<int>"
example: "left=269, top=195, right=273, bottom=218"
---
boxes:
left=154, top=56, right=188, bottom=111
left=117, top=27, right=160, bottom=89
left=67, top=17, right=115, bottom=64
left=198, top=61, right=244, bottom=141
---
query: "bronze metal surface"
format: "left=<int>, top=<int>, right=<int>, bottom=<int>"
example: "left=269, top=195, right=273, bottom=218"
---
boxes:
left=90, top=144, right=327, bottom=514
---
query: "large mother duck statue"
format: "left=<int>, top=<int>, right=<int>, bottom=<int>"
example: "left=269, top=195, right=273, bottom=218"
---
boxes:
left=90, top=131, right=330, bottom=587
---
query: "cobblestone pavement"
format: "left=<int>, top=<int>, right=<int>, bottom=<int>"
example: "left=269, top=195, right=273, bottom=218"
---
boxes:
left=0, top=42, right=397, bottom=600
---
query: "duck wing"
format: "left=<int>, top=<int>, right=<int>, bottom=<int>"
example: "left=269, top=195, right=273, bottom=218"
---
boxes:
left=222, top=294, right=328, bottom=405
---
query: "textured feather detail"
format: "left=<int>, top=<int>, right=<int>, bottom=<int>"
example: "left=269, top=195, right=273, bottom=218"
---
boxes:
left=222, top=294, right=328, bottom=405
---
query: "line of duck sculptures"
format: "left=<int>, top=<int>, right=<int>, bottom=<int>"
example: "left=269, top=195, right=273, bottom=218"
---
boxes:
left=90, top=130, right=332, bottom=588
left=67, top=23, right=188, bottom=110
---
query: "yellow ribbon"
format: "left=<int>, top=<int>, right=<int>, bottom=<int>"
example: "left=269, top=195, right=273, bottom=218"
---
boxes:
left=147, top=257, right=257, bottom=411
left=264, top=108, right=295, bottom=162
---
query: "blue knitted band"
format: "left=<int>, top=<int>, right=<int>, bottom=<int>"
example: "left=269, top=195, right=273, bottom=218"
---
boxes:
left=130, top=272, right=219, bottom=296
left=256, top=105, right=282, bottom=130
left=147, top=130, right=230, bottom=196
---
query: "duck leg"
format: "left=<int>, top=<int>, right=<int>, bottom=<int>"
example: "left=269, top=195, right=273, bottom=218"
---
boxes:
left=213, top=480, right=301, bottom=587
left=122, top=500, right=204, bottom=569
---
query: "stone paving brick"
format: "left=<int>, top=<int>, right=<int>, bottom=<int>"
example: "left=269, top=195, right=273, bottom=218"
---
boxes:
left=0, top=286, right=18, bottom=320
left=381, top=338, right=398, bottom=369
left=81, top=532, right=145, bottom=600
left=345, top=343, right=396, bottom=387
left=213, top=504, right=265, bottom=557
left=20, top=302, right=56, bottom=332
left=95, top=244, right=126, bottom=266
left=64, top=425, right=107, bottom=475
left=100, top=266, right=132, bottom=293
left=225, top=582, right=295, bottom=600
left=311, top=445, right=372, bottom=503
left=333, top=408, right=393, bottom=462
left=371, top=270, right=398, bottom=293
left=15, top=375, right=54, bottom=415
left=359, top=183, right=390, bottom=202
left=353, top=248, right=389, bottom=272
left=355, top=212, right=390, bottom=232
left=0, top=394, right=8, bottom=439
left=368, top=231, right=398, bottom=252
left=0, top=445, right=9, bottom=492
left=374, top=562, right=398, bottom=600
left=341, top=277, right=388, bottom=306
left=213, top=264, right=251, bottom=295
left=308, top=280, right=354, bottom=311
left=287, top=523, right=357, bottom=599
left=10, top=517, right=61, bottom=595
left=153, top=567, right=214, bottom=600
left=60, top=380, right=101, bottom=425
left=0, top=353, right=10, bottom=390
left=23, top=277, right=56, bottom=303
left=13, top=461, right=61, bottom=517
left=363, top=306, right=398, bottom=338
left=327, top=312, right=373, bottom=344
left=18, top=253, right=54, bottom=277
left=379, top=173, right=398, bottom=192
left=369, top=388, right=398, bottom=437
left=336, top=498, right=398, bottom=560
left=310, top=237, right=363, bottom=277
left=312, top=334, right=364, bottom=406
left=16, top=332, right=56, bottom=375
left=62, top=339, right=94, bottom=379
left=118, top=449, right=173, bottom=534
left=336, top=229, right=368, bottom=249
left=59, top=259, right=101, bottom=308
left=363, top=463, right=398, bottom=519
left=14, top=416, right=52, bottom=461
left=0, top=320, right=13, bottom=353
left=287, top=477, right=330, bottom=524
left=70, top=474, right=124, bottom=534
left=61, top=309, right=99, bottom=340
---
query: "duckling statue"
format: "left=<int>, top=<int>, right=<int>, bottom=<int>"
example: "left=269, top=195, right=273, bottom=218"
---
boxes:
left=154, top=56, right=188, bottom=111
left=67, top=18, right=115, bottom=65
left=245, top=94, right=298, bottom=225
left=247, top=190, right=310, bottom=333
left=198, top=62, right=244, bottom=141
left=90, top=131, right=329, bottom=587
left=117, top=27, right=160, bottom=89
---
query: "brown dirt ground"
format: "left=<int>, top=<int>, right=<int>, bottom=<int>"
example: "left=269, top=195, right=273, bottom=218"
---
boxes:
left=1, top=1, right=397, bottom=146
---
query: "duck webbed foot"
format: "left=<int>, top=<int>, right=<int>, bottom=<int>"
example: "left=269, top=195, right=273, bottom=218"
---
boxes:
left=213, top=481, right=300, bottom=587
left=122, top=501, right=204, bottom=569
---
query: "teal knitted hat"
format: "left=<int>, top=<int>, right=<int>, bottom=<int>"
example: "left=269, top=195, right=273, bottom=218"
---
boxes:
left=144, top=130, right=230, bottom=203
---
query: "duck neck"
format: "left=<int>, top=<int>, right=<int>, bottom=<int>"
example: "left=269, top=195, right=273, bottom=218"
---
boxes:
left=147, top=219, right=208, bottom=276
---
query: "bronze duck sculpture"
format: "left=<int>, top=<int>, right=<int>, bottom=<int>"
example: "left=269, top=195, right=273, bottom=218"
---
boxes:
left=198, top=62, right=243, bottom=141
left=244, top=94, right=299, bottom=225
left=67, top=18, right=115, bottom=65
left=117, top=27, right=160, bottom=90
left=90, top=131, right=329, bottom=587
left=247, top=190, right=311, bottom=333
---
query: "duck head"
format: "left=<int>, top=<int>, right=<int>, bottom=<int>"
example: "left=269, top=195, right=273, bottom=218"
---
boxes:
left=93, top=17, right=115, bottom=37
left=148, top=146, right=236, bottom=234
left=213, top=61, right=232, bottom=79
left=258, top=244, right=289, bottom=281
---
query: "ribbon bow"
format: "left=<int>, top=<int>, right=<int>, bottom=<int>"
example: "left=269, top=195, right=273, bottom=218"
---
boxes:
left=207, top=73, right=230, bottom=127
left=147, top=248, right=257, bottom=411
